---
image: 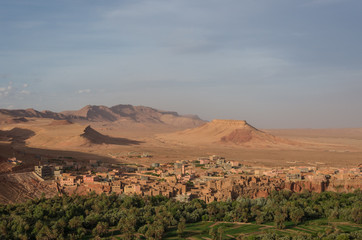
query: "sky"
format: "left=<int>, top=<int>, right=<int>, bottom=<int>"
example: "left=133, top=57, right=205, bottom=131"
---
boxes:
left=1, top=0, right=362, bottom=128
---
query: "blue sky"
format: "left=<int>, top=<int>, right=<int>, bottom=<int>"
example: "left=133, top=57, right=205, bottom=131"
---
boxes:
left=1, top=0, right=361, bottom=128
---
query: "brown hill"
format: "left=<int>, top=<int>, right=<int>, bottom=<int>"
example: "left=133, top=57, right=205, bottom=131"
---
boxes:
left=0, top=120, right=142, bottom=150
left=159, top=119, right=295, bottom=147
left=80, top=125, right=142, bottom=145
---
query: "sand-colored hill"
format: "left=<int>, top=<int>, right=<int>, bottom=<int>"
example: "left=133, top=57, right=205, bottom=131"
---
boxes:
left=158, top=119, right=296, bottom=147
left=12, top=120, right=89, bottom=149
left=0, top=119, right=143, bottom=150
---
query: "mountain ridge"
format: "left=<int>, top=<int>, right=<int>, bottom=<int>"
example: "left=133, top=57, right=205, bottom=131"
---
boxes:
left=0, top=104, right=205, bottom=129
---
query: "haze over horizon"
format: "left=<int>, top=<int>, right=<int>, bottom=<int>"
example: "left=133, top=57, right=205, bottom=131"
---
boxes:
left=1, top=0, right=362, bottom=129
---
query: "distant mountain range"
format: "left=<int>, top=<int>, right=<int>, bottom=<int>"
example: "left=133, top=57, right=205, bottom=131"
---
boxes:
left=0, top=104, right=206, bottom=129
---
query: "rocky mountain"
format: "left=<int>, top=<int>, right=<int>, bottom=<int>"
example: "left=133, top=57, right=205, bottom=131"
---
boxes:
left=0, top=104, right=205, bottom=129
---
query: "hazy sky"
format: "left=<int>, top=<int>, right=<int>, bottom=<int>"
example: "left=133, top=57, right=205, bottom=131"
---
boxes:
left=1, top=0, right=361, bottom=128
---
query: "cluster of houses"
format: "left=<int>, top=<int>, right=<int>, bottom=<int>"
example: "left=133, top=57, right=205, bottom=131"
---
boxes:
left=34, top=155, right=362, bottom=202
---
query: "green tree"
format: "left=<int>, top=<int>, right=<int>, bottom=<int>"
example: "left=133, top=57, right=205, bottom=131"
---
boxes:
left=154, top=222, right=164, bottom=240
left=336, top=233, right=350, bottom=240
left=68, top=216, right=84, bottom=230
left=35, top=225, right=55, bottom=240
left=255, top=211, right=265, bottom=224
left=32, top=220, right=44, bottom=237
left=118, top=214, right=137, bottom=239
left=177, top=217, right=186, bottom=237
left=92, top=222, right=109, bottom=237
left=351, top=207, right=362, bottom=224
left=290, top=207, right=304, bottom=225
left=145, top=222, right=164, bottom=240
left=274, top=212, right=286, bottom=229
left=51, top=218, right=66, bottom=237
left=0, top=220, right=7, bottom=238
left=85, top=213, right=101, bottom=229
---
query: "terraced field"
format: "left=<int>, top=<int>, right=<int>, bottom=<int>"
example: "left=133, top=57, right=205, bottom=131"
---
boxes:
left=163, top=219, right=362, bottom=239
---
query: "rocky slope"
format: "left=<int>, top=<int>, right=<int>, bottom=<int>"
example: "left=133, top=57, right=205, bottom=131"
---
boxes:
left=0, top=172, right=58, bottom=204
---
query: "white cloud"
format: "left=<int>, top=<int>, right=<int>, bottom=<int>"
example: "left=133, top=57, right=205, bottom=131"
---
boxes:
left=0, top=84, right=11, bottom=97
left=78, top=89, right=91, bottom=94
left=20, top=90, right=30, bottom=95
left=0, top=82, right=31, bottom=99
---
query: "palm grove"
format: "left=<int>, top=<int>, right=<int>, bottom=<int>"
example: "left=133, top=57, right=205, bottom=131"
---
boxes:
left=0, top=190, right=361, bottom=239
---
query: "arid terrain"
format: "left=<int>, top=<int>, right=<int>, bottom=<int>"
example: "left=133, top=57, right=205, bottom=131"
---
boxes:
left=0, top=104, right=361, bottom=204
left=1, top=104, right=362, bottom=167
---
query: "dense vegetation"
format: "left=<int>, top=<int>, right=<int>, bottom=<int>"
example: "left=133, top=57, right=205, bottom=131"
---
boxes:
left=0, top=190, right=361, bottom=240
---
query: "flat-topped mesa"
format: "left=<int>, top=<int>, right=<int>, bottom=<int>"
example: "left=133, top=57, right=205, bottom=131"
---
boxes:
left=162, top=118, right=288, bottom=146
left=210, top=119, right=248, bottom=127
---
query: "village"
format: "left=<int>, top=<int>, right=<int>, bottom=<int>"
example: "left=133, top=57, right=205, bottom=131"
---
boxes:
left=33, top=155, right=362, bottom=203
